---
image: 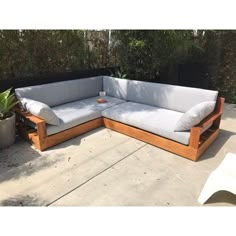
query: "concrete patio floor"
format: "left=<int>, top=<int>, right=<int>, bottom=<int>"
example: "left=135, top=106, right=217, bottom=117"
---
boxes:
left=0, top=103, right=236, bottom=206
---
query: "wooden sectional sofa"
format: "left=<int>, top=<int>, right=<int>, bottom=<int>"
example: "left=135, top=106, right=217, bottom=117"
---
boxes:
left=15, top=76, right=224, bottom=161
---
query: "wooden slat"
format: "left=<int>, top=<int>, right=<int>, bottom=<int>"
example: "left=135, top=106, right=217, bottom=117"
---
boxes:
left=196, top=112, right=221, bottom=129
left=15, top=107, right=45, bottom=124
left=196, top=128, right=220, bottom=159
left=17, top=125, right=38, bottom=141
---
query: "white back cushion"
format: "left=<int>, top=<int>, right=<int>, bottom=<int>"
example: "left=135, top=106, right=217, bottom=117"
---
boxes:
left=103, top=76, right=128, bottom=100
left=127, top=80, right=218, bottom=113
left=15, top=76, right=103, bottom=107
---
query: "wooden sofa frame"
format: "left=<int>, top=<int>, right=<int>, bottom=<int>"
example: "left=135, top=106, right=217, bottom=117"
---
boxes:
left=15, top=97, right=225, bottom=161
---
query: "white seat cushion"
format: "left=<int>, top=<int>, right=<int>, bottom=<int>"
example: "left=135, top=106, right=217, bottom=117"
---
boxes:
left=102, top=102, right=191, bottom=145
left=46, top=96, right=125, bottom=135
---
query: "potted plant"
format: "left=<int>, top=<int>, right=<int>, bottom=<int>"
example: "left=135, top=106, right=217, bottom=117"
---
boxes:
left=0, top=88, right=19, bottom=149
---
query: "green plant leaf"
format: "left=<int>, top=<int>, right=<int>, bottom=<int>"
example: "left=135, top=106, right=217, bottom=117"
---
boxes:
left=0, top=89, right=11, bottom=104
left=0, top=88, right=18, bottom=117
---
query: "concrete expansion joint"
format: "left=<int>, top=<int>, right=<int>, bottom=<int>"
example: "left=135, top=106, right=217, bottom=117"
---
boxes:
left=46, top=143, right=147, bottom=206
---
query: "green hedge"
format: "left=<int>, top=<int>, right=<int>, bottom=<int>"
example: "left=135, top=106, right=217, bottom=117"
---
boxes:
left=0, top=30, right=112, bottom=78
left=0, top=30, right=236, bottom=103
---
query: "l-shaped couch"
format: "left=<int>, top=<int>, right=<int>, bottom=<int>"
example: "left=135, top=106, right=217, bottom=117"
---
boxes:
left=15, top=76, right=224, bottom=161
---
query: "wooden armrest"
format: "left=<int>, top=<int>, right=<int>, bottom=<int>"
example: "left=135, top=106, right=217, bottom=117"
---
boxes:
left=194, top=112, right=222, bottom=129
left=192, top=97, right=225, bottom=131
left=189, top=97, right=224, bottom=149
left=14, top=107, right=45, bottom=124
left=14, top=107, right=47, bottom=139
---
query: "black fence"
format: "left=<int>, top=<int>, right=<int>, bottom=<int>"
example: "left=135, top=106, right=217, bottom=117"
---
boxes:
left=178, top=63, right=209, bottom=89
left=0, top=67, right=119, bottom=92
left=0, top=64, right=211, bottom=93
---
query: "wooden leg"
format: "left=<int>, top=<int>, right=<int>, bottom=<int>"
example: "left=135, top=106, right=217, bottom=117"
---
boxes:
left=34, top=121, right=47, bottom=150
left=189, top=127, right=201, bottom=149
left=213, top=115, right=222, bottom=129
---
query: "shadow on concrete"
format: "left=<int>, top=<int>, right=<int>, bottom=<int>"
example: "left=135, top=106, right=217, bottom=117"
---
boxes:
left=0, top=194, right=46, bottom=206
left=204, top=190, right=236, bottom=206
left=0, top=136, right=41, bottom=170
left=199, top=129, right=236, bottom=162
left=46, top=127, right=105, bottom=151
left=0, top=136, right=59, bottom=184
left=45, top=127, right=134, bottom=170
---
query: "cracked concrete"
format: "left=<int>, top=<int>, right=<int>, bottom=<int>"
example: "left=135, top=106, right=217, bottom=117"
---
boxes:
left=0, top=103, right=236, bottom=206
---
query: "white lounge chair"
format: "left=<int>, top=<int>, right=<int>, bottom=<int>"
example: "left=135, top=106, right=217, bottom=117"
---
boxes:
left=198, top=152, right=236, bottom=205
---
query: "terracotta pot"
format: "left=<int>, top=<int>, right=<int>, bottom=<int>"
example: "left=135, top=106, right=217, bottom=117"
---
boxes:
left=0, top=112, right=16, bottom=149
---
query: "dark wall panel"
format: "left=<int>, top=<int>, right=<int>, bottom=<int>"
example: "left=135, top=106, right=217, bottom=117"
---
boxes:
left=0, top=67, right=118, bottom=92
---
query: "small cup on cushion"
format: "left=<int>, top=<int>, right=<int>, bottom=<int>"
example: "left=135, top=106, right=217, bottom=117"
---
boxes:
left=20, top=98, right=60, bottom=125
left=174, top=101, right=216, bottom=131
